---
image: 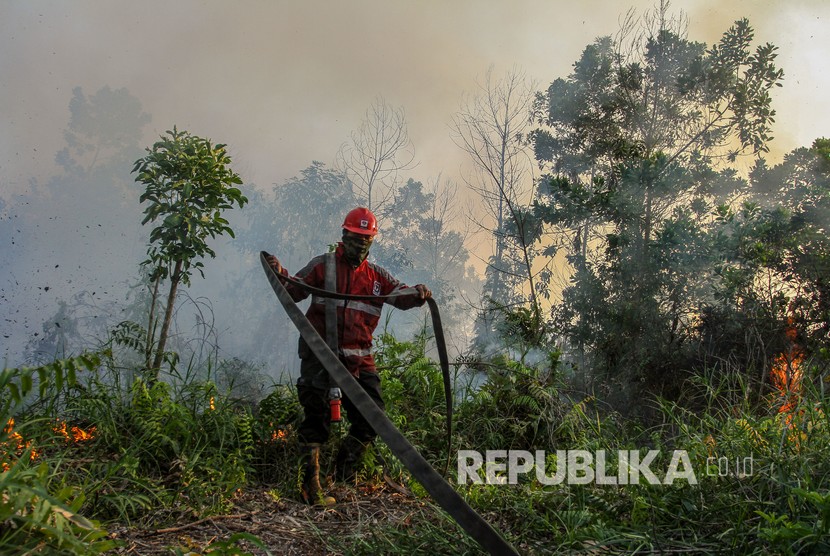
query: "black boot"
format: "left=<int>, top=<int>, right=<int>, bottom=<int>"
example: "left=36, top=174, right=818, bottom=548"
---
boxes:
left=299, top=444, right=335, bottom=506
left=335, top=436, right=368, bottom=483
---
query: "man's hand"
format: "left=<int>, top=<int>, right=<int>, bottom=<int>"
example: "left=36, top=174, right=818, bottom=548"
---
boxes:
left=415, top=284, right=432, bottom=300
left=264, top=252, right=283, bottom=274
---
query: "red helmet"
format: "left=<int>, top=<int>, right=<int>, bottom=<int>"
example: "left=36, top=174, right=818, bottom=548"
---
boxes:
left=342, top=207, right=378, bottom=236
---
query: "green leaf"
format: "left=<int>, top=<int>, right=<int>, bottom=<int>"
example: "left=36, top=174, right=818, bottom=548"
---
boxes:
left=163, top=214, right=183, bottom=228
left=6, top=382, right=20, bottom=403
left=20, top=373, right=32, bottom=397
left=54, top=362, right=64, bottom=393
left=38, top=368, right=48, bottom=398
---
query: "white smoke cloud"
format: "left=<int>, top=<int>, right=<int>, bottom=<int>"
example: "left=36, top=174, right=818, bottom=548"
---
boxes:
left=2, top=0, right=829, bottom=371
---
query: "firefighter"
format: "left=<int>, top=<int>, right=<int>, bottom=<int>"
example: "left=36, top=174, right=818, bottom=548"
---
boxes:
left=265, top=207, right=431, bottom=505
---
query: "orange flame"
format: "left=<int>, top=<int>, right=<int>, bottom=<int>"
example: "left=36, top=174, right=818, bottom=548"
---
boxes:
left=2, top=418, right=39, bottom=471
left=269, top=422, right=288, bottom=443
left=53, top=419, right=97, bottom=443
left=1, top=418, right=96, bottom=471
left=770, top=317, right=804, bottom=425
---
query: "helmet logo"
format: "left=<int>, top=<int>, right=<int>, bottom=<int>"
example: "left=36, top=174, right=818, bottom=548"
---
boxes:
left=360, top=219, right=368, bottom=228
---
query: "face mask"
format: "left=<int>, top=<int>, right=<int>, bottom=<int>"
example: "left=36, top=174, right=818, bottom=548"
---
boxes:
left=342, top=233, right=372, bottom=265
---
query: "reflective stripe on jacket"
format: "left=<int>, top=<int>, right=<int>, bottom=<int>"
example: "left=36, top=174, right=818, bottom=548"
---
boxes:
left=280, top=243, right=424, bottom=375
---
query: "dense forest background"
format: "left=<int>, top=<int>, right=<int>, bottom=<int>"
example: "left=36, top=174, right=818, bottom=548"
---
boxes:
left=2, top=4, right=829, bottom=555
left=3, top=7, right=826, bottom=410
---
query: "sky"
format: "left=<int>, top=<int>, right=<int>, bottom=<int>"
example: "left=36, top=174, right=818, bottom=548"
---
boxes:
left=1, top=0, right=828, bottom=370
left=2, top=0, right=828, bottom=193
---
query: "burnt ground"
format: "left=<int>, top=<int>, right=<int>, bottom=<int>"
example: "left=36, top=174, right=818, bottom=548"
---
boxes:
left=105, top=482, right=470, bottom=555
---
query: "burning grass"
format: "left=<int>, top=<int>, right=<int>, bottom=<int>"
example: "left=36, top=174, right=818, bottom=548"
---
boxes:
left=1, top=417, right=97, bottom=471
left=770, top=320, right=805, bottom=420
left=53, top=419, right=97, bottom=443
left=1, top=418, right=39, bottom=470
left=2, top=348, right=829, bottom=555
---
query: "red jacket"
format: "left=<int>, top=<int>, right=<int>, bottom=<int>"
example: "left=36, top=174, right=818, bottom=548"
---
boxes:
left=281, top=243, right=425, bottom=375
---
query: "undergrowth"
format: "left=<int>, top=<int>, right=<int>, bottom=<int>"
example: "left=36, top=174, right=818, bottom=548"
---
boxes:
left=1, top=333, right=828, bottom=554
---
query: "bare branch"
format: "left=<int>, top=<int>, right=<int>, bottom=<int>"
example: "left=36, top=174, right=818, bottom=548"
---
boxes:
left=336, top=96, right=417, bottom=214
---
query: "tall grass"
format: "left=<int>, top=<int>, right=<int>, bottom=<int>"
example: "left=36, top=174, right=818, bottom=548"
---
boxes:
left=0, top=347, right=276, bottom=553
left=2, top=331, right=827, bottom=554
left=373, top=334, right=830, bottom=555
left=1, top=354, right=116, bottom=554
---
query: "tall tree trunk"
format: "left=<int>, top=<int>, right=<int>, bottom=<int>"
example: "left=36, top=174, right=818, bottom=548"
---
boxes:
left=639, top=178, right=654, bottom=269
left=151, top=259, right=183, bottom=375
left=144, top=270, right=162, bottom=370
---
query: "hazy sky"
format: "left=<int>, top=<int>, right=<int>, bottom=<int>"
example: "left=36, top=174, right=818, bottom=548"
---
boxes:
left=2, top=0, right=828, bottom=195
left=1, top=1, right=828, bottom=369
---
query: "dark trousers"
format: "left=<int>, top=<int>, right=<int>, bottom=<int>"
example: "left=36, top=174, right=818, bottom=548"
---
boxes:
left=296, top=356, right=385, bottom=445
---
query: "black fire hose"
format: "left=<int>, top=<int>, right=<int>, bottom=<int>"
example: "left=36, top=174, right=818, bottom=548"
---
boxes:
left=260, top=252, right=519, bottom=556
left=262, top=253, right=453, bottom=474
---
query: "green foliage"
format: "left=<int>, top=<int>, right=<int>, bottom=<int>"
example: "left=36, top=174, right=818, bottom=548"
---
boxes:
left=685, top=135, right=830, bottom=397
left=457, top=354, right=563, bottom=452
left=250, top=384, right=302, bottom=485
left=132, top=126, right=247, bottom=374
left=494, top=304, right=548, bottom=354
left=376, top=331, right=451, bottom=469
left=0, top=462, right=115, bottom=555
left=256, top=384, right=301, bottom=428
left=1, top=353, right=98, bottom=415
left=444, top=359, right=830, bottom=554
left=1, top=354, right=114, bottom=555
left=757, top=488, right=830, bottom=554
left=527, top=7, right=830, bottom=409
left=127, top=384, right=250, bottom=515
left=1, top=349, right=266, bottom=532
left=109, top=319, right=147, bottom=354
left=100, top=377, right=255, bottom=515
left=377, top=331, right=563, bottom=459
left=4, top=327, right=829, bottom=555
left=133, top=126, right=247, bottom=285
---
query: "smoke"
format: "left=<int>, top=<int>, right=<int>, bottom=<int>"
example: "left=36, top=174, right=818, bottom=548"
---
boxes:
left=2, top=0, right=830, bottom=376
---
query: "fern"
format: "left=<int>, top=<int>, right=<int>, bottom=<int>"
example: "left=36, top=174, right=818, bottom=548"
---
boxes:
left=0, top=355, right=113, bottom=554
left=109, top=320, right=147, bottom=353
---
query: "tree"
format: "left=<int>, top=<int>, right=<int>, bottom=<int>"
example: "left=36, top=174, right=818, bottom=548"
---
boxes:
left=725, top=138, right=830, bottom=361
left=451, top=66, right=546, bottom=353
left=533, top=11, right=782, bottom=264
left=336, top=96, right=415, bottom=215
left=57, top=86, right=151, bottom=175
left=132, top=127, right=247, bottom=376
left=531, top=5, right=784, bottom=391
left=1, top=86, right=151, bottom=367
left=371, top=177, right=479, bottom=338
left=229, top=162, right=356, bottom=373
left=236, top=161, right=355, bottom=271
